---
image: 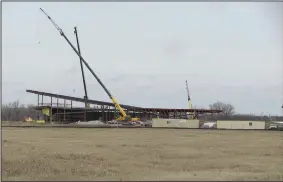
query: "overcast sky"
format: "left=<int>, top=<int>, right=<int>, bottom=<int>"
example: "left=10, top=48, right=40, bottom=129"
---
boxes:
left=2, top=2, right=283, bottom=115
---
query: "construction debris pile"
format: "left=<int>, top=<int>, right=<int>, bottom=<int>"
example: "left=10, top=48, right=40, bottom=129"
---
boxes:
left=76, top=120, right=106, bottom=125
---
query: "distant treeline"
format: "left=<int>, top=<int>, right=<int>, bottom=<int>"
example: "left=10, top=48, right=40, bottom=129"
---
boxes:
left=206, top=101, right=283, bottom=121
left=1, top=101, right=42, bottom=121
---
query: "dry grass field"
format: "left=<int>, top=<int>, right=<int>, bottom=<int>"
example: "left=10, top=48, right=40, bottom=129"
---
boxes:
left=2, top=127, right=283, bottom=181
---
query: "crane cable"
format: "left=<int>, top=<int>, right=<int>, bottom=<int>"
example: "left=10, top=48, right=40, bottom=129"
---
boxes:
left=39, top=9, right=79, bottom=97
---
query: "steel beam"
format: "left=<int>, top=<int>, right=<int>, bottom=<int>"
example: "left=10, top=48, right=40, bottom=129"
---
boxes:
left=26, top=89, right=138, bottom=110
left=26, top=89, right=222, bottom=114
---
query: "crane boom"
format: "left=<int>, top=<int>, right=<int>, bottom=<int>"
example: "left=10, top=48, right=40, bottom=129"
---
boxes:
left=74, top=27, right=88, bottom=104
left=185, top=80, right=194, bottom=119
left=39, top=8, right=129, bottom=120
left=186, top=80, right=192, bottom=109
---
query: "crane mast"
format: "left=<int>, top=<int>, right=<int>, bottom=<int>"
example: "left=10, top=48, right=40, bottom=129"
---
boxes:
left=73, top=27, right=89, bottom=108
left=186, top=80, right=194, bottom=119
left=39, top=8, right=138, bottom=122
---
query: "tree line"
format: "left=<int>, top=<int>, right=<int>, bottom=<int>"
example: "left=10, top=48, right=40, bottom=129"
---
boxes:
left=1, top=100, right=42, bottom=121
left=206, top=101, right=283, bottom=121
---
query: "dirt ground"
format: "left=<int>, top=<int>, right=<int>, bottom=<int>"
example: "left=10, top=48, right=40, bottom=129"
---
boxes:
left=2, top=127, right=283, bottom=181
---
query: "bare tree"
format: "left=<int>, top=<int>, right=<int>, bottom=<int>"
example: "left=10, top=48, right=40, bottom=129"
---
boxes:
left=1, top=101, right=41, bottom=121
left=12, top=100, right=21, bottom=121
left=1, top=103, right=12, bottom=121
left=209, top=101, right=235, bottom=116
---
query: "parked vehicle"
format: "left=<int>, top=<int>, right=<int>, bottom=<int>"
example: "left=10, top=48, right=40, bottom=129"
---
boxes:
left=269, top=124, right=278, bottom=130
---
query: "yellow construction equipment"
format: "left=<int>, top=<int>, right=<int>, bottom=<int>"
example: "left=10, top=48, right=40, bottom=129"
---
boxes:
left=42, top=107, right=50, bottom=116
left=36, top=120, right=45, bottom=124
left=24, top=117, right=33, bottom=122
left=40, top=8, right=139, bottom=122
left=186, top=80, right=193, bottom=109
left=185, top=80, right=194, bottom=119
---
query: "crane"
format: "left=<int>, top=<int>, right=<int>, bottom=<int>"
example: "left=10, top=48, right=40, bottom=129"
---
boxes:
left=39, top=8, right=139, bottom=122
left=185, top=80, right=194, bottom=119
left=73, top=27, right=89, bottom=108
left=185, top=80, right=193, bottom=109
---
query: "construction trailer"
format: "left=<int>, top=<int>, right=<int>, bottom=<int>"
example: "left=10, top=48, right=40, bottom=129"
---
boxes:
left=152, top=118, right=200, bottom=128
left=27, top=89, right=222, bottom=123
left=216, top=120, right=266, bottom=130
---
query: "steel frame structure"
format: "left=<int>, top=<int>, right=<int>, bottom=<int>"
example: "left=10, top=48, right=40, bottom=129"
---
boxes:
left=27, top=89, right=222, bottom=123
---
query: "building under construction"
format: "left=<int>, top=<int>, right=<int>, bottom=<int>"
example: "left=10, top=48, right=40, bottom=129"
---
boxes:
left=27, top=89, right=222, bottom=123
left=27, top=9, right=222, bottom=123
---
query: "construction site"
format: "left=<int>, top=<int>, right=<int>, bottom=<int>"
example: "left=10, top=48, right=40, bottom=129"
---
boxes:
left=3, top=6, right=283, bottom=181
left=23, top=8, right=222, bottom=127
left=16, top=8, right=282, bottom=131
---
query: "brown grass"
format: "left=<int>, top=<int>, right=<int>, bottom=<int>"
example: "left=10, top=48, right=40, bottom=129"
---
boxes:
left=2, top=128, right=283, bottom=181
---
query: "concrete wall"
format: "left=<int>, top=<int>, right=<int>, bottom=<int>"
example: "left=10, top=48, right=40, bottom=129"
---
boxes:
left=217, top=120, right=266, bottom=130
left=152, top=119, right=199, bottom=128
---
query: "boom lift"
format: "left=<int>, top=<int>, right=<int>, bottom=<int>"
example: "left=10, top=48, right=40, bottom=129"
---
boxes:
left=73, top=27, right=89, bottom=108
left=39, top=8, right=139, bottom=122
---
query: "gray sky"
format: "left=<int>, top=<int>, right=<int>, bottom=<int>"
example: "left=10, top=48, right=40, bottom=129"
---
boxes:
left=2, top=2, right=283, bottom=115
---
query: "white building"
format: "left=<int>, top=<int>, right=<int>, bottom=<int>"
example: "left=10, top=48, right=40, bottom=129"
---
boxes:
left=217, top=120, right=266, bottom=130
